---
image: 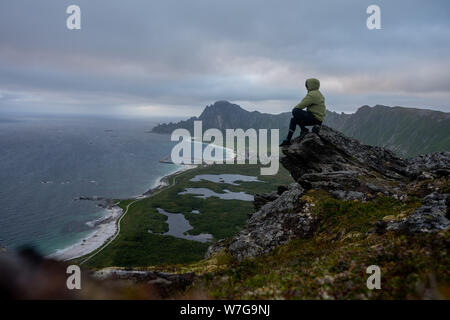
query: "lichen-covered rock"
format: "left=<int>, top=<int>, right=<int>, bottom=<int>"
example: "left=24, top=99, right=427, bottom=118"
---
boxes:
left=204, top=239, right=228, bottom=258
left=405, top=152, right=450, bottom=179
left=253, top=191, right=279, bottom=212
left=382, top=193, right=450, bottom=233
left=330, top=190, right=366, bottom=201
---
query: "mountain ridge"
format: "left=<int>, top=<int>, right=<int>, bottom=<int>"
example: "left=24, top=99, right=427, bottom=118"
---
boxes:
left=152, top=101, right=450, bottom=157
left=328, top=104, right=450, bottom=157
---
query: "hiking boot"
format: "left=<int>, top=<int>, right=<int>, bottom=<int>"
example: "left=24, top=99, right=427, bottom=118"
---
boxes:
left=280, top=139, right=291, bottom=147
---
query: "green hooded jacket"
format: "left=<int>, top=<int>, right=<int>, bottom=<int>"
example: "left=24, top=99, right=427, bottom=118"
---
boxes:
left=295, top=78, right=326, bottom=122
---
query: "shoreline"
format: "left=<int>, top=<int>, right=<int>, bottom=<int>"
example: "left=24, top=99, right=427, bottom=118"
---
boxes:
left=49, top=164, right=198, bottom=261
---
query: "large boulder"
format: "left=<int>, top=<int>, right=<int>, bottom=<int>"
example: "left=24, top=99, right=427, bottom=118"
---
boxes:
left=280, top=126, right=449, bottom=198
left=207, top=183, right=318, bottom=261
left=280, top=126, right=408, bottom=182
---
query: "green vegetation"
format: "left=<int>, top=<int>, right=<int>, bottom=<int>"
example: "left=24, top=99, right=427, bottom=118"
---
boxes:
left=147, top=210, right=169, bottom=234
left=177, top=191, right=449, bottom=299
left=311, top=190, right=421, bottom=234
left=83, top=164, right=293, bottom=268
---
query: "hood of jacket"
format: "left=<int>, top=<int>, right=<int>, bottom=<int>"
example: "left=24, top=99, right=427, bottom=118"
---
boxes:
left=305, top=78, right=320, bottom=91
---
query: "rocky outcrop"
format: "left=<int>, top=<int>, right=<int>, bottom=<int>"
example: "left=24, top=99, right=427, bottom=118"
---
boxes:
left=282, top=126, right=407, bottom=179
left=74, top=196, right=116, bottom=209
left=405, top=152, right=450, bottom=179
left=253, top=191, right=279, bottom=212
left=280, top=126, right=411, bottom=197
left=207, top=183, right=318, bottom=261
left=280, top=126, right=449, bottom=198
left=207, top=125, right=449, bottom=261
left=252, top=186, right=289, bottom=212
left=377, top=193, right=450, bottom=234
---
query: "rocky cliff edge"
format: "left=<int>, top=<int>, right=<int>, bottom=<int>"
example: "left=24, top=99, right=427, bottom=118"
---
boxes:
left=206, top=125, right=449, bottom=261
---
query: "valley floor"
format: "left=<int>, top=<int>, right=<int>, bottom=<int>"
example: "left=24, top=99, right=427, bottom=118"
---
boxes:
left=84, top=185, right=450, bottom=299
left=71, top=163, right=293, bottom=268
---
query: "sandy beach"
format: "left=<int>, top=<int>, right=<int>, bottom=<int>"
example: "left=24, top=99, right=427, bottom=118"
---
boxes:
left=48, top=205, right=123, bottom=261
left=49, top=164, right=197, bottom=261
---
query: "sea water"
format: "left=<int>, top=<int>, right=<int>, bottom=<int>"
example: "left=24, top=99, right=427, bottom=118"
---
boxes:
left=0, top=115, right=181, bottom=255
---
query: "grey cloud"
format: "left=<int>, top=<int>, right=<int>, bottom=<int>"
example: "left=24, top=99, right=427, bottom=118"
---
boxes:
left=0, top=0, right=449, bottom=116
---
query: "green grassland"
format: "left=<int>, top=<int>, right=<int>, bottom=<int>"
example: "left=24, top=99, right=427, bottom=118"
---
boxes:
left=82, top=163, right=293, bottom=268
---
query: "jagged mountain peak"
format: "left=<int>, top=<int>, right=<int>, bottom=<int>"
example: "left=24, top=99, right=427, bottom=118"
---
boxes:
left=152, top=101, right=290, bottom=134
left=200, top=101, right=247, bottom=119
left=200, top=101, right=261, bottom=117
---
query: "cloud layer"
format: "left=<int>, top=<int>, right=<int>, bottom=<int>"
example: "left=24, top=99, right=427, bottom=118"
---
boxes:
left=0, top=0, right=449, bottom=116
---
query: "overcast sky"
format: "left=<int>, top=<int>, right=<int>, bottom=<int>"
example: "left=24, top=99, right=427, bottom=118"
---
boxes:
left=0, top=0, right=449, bottom=117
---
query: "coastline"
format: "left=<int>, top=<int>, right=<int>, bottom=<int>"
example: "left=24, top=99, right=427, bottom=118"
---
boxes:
left=49, top=164, right=198, bottom=261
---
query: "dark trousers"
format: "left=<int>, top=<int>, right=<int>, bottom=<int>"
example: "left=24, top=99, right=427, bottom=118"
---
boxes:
left=286, top=108, right=322, bottom=140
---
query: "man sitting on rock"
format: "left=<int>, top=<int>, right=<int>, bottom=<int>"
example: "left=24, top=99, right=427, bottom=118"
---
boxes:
left=280, top=78, right=326, bottom=146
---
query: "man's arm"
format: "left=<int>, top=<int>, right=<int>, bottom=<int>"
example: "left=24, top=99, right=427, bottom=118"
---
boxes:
left=295, top=92, right=314, bottom=109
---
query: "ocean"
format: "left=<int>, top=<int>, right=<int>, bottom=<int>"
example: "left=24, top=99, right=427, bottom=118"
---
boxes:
left=0, top=115, right=181, bottom=255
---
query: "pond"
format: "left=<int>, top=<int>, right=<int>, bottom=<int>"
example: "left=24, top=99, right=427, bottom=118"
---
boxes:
left=148, top=208, right=213, bottom=243
left=190, top=174, right=262, bottom=186
left=178, top=187, right=254, bottom=201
